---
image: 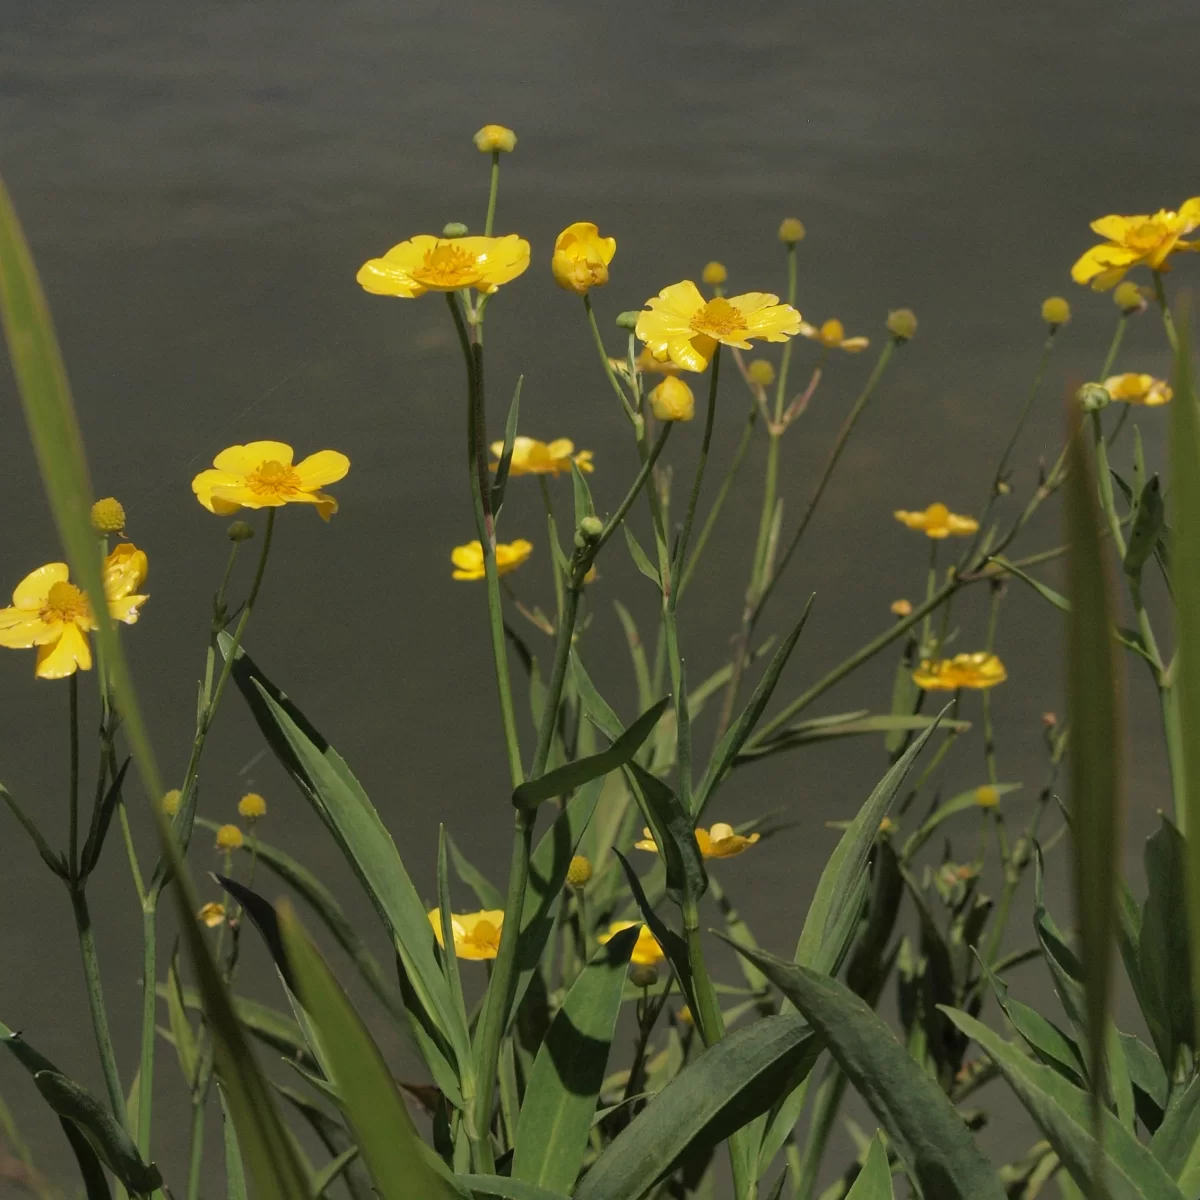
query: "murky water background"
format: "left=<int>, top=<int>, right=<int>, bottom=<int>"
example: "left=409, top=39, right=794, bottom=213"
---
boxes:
left=1, top=1, right=1197, bottom=1191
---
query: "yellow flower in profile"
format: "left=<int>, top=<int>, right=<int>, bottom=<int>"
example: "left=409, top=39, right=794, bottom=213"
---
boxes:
left=0, top=545, right=149, bottom=679
left=451, top=539, right=533, bottom=580
left=357, top=234, right=531, bottom=298
left=599, top=920, right=665, bottom=967
left=1103, top=373, right=1172, bottom=407
left=894, top=503, right=979, bottom=539
left=634, top=823, right=760, bottom=860
left=551, top=222, right=616, bottom=295
left=192, top=442, right=349, bottom=522
left=799, top=318, right=869, bottom=353
left=974, top=786, right=1000, bottom=809
left=428, top=909, right=505, bottom=960
left=215, top=824, right=244, bottom=851
left=634, top=347, right=686, bottom=377
left=488, top=437, right=593, bottom=477
left=702, top=261, right=727, bottom=286
left=649, top=376, right=696, bottom=422
left=198, top=902, right=227, bottom=928
left=238, top=793, right=267, bottom=819
left=635, top=281, right=801, bottom=373
left=474, top=124, right=517, bottom=153
left=913, top=652, right=1007, bottom=691
left=1071, top=198, right=1200, bottom=290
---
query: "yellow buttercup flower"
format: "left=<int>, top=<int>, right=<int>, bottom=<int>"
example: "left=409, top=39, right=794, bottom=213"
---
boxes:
left=974, top=786, right=1000, bottom=809
left=634, top=346, right=686, bottom=377
left=474, top=124, right=517, bottom=153
left=551, top=222, right=616, bottom=295
left=428, top=909, right=505, bottom=960
left=215, top=824, right=244, bottom=851
left=635, top=281, right=801, bottom=373
left=489, top=437, right=594, bottom=477
left=649, top=376, right=696, bottom=422
left=451, top=539, right=533, bottom=581
left=702, top=261, right=727, bottom=286
left=198, top=902, right=227, bottom=929
left=1071, top=198, right=1200, bottom=290
left=238, top=793, right=267, bottom=819
left=1103, top=373, right=1172, bottom=407
left=634, top=823, right=760, bottom=860
left=599, top=920, right=665, bottom=967
left=913, top=652, right=1007, bottom=691
left=0, top=545, right=149, bottom=680
left=357, top=234, right=530, bottom=298
left=894, top=503, right=979, bottom=539
left=799, top=318, right=869, bottom=353
left=192, top=442, right=349, bottom=522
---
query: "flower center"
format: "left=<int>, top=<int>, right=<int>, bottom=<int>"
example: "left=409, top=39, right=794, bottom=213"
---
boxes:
left=42, top=581, right=89, bottom=623
left=925, top=502, right=950, bottom=526
left=690, top=297, right=746, bottom=338
left=468, top=919, right=500, bottom=949
left=1128, top=220, right=1168, bottom=250
left=246, top=459, right=302, bottom=498
left=416, top=242, right=480, bottom=287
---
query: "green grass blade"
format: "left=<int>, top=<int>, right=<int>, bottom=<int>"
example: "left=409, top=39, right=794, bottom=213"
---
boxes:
left=845, top=1133, right=894, bottom=1199
left=217, top=1085, right=249, bottom=1200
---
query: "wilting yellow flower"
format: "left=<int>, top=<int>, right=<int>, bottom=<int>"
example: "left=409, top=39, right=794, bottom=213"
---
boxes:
left=634, top=823, right=760, bottom=860
left=599, top=920, right=665, bottom=967
left=567, top=855, right=593, bottom=887
left=635, top=281, right=801, bottom=373
left=913, top=652, right=1007, bottom=691
left=1113, top=281, right=1147, bottom=313
left=551, top=222, right=616, bottom=295
left=428, top=909, right=505, bottom=960
left=649, top=376, right=696, bottom=422
left=238, top=793, right=267, bottom=819
left=702, top=261, right=727, bottom=286
left=489, top=437, right=594, bottom=477
left=161, top=790, right=182, bottom=817
left=0, top=545, right=149, bottom=680
left=634, top=346, right=686, bottom=377
left=474, top=124, right=517, bottom=153
left=192, top=442, right=349, bottom=522
left=451, top=539, right=533, bottom=580
left=974, top=786, right=1000, bottom=809
left=799, top=318, right=869, bottom=353
left=1071, top=198, right=1200, bottom=290
left=778, top=218, right=806, bottom=244
left=357, top=234, right=530, bottom=298
left=90, top=497, right=126, bottom=534
left=1041, top=297, right=1071, bottom=326
left=894, top=503, right=979, bottom=539
left=215, top=824, right=244, bottom=851
left=198, top=902, right=227, bottom=928
left=747, top=359, right=776, bottom=387
left=1103, top=373, right=1172, bottom=407
left=890, top=598, right=913, bottom=617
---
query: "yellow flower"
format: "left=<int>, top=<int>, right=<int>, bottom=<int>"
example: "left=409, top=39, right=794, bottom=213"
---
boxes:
left=634, top=823, right=760, bottom=860
left=778, top=218, right=806, bottom=244
left=161, top=789, right=182, bottom=817
left=1103, top=373, right=1172, bottom=407
left=893, top=503, right=979, bottom=539
left=1041, top=297, right=1071, bottom=326
left=238, top=793, right=267, bottom=819
left=90, top=497, right=126, bottom=534
left=913, top=652, right=1007, bottom=691
left=215, top=824, right=244, bottom=851
left=799, top=318, right=869, bottom=353
left=702, top=261, right=727, bottom=286
left=599, top=920, right=665, bottom=967
left=198, top=902, right=227, bottom=928
left=566, top=855, right=593, bottom=887
left=473, top=124, right=517, bottom=153
left=635, top=281, right=801, bottom=373
left=649, top=376, right=696, bottom=422
left=634, top=346, right=686, bottom=377
left=489, top=437, right=594, bottom=477
left=747, top=359, right=776, bottom=387
left=451, top=539, right=533, bottom=581
left=974, top=786, right=1000, bottom=809
left=0, top=545, right=149, bottom=679
left=890, top=598, right=913, bottom=617
left=428, top=909, right=505, bottom=960
left=1071, top=198, right=1200, bottom=290
left=878, top=817, right=897, bottom=835
left=192, top=442, right=349, bottom=522
left=357, top=234, right=530, bottom=298
left=551, top=222, right=616, bottom=295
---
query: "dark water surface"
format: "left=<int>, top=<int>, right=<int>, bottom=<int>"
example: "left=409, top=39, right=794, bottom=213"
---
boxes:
left=1, top=1, right=1197, bottom=1190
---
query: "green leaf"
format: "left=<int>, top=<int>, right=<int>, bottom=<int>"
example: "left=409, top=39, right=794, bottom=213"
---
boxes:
left=571, top=459, right=595, bottom=527
left=1120, top=1032, right=1167, bottom=1132
left=942, top=1007, right=1185, bottom=1200
left=512, top=697, right=668, bottom=809
left=165, top=948, right=199, bottom=1086
left=626, top=761, right=707, bottom=905
left=740, top=713, right=970, bottom=763
left=217, top=1084, right=249, bottom=1200
left=0, top=783, right=68, bottom=879
left=1151, top=1074, right=1200, bottom=1195
left=312, top=1147, right=362, bottom=1197
left=511, top=926, right=639, bottom=1192
left=491, top=374, right=523, bottom=518
left=278, top=902, right=465, bottom=1200
left=845, top=1133, right=894, bottom=1199
left=729, top=949, right=1003, bottom=1199
left=568, top=651, right=623, bottom=741
left=1125, top=475, right=1165, bottom=577
left=622, top=524, right=661, bottom=588
left=166, top=986, right=317, bottom=1072
left=573, top=1015, right=818, bottom=1200
left=613, top=600, right=654, bottom=717
left=900, top=782, right=1021, bottom=860
left=458, top=1178, right=570, bottom=1200
left=79, top=757, right=130, bottom=880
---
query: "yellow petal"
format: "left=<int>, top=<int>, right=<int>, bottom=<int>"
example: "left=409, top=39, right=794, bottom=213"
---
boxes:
left=109, top=593, right=149, bottom=625
left=13, top=563, right=68, bottom=609
left=192, top=469, right=248, bottom=513
left=293, top=450, right=350, bottom=490
left=103, top=544, right=148, bottom=600
left=213, top=441, right=295, bottom=473
left=357, top=255, right=424, bottom=298
left=35, top=623, right=92, bottom=679
left=1089, top=214, right=1136, bottom=241
left=0, top=610, right=55, bottom=648
left=840, top=337, right=870, bottom=352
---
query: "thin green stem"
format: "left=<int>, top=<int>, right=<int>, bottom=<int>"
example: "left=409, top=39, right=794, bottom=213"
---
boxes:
left=68, top=674, right=80, bottom=876
left=137, top=902, right=156, bottom=1157
left=484, top=151, right=500, bottom=236
left=538, top=476, right=565, bottom=625
left=185, top=1093, right=205, bottom=1200
left=773, top=242, right=799, bottom=424
left=1153, top=272, right=1178, bottom=351
left=592, top=424, right=672, bottom=557
left=583, top=296, right=638, bottom=424
left=921, top=538, right=939, bottom=655
left=672, top=346, right=721, bottom=585
left=751, top=433, right=780, bottom=591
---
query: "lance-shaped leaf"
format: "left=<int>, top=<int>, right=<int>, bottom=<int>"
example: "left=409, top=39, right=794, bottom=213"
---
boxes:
left=491, top=375, right=523, bottom=518
left=1150, top=1073, right=1200, bottom=1193
left=1125, top=475, right=1165, bottom=577
left=458, top=1180, right=571, bottom=1200
left=739, top=713, right=970, bottom=763
left=846, top=1133, right=894, bottom=1199
left=626, top=761, right=706, bottom=905
left=79, top=757, right=130, bottom=880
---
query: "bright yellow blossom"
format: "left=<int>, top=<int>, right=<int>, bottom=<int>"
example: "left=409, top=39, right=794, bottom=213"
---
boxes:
left=90, top=497, right=126, bottom=534
left=473, top=124, right=517, bottom=153
left=634, top=823, right=760, bottom=860
left=192, top=442, right=349, bottom=522
left=0, top=545, right=149, bottom=679
left=635, top=281, right=801, bottom=373
left=551, top=223, right=616, bottom=295
left=1071, top=198, right=1200, bottom=290
left=428, top=909, right=505, bottom=960
left=198, top=902, right=227, bottom=928
left=974, top=786, right=1000, bottom=809
left=649, top=376, right=696, bottom=422
left=451, top=540, right=533, bottom=580
left=799, top=318, right=869, bottom=353
left=238, top=793, right=267, bottom=819
left=599, top=920, right=665, bottom=966
left=215, top=824, right=244, bottom=851
left=634, top=346, right=686, bottom=377
left=913, top=652, right=1007, bottom=691
left=1103, top=373, right=1172, bottom=407
left=489, top=437, right=594, bottom=477
left=702, top=261, right=727, bottom=285
left=893, top=503, right=979, bottom=538
left=357, top=234, right=530, bottom=298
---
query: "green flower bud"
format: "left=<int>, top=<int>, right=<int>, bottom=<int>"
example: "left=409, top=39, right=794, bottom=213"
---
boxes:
left=629, top=963, right=659, bottom=989
left=615, top=310, right=640, bottom=331
left=227, top=520, right=255, bottom=542
left=1077, top=382, right=1111, bottom=412
left=886, top=308, right=918, bottom=341
left=442, top=221, right=469, bottom=238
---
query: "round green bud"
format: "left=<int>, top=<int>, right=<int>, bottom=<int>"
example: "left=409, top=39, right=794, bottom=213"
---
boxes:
left=442, top=222, right=469, bottom=238
left=629, top=963, right=659, bottom=989
left=778, top=217, right=806, bottom=244
left=615, top=310, right=640, bottom=331
left=886, top=308, right=918, bottom=341
left=1077, top=382, right=1111, bottom=412
left=566, top=855, right=593, bottom=887
left=227, top=520, right=255, bottom=542
left=1113, top=281, right=1146, bottom=314
left=90, top=497, right=126, bottom=534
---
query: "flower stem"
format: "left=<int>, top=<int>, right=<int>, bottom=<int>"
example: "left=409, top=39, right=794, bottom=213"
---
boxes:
left=484, top=151, right=500, bottom=236
left=538, top=476, right=565, bottom=625
left=583, top=295, right=638, bottom=424
left=1153, top=272, right=1178, bottom=351
left=672, top=345, right=721, bottom=583
left=137, top=901, right=157, bottom=1157
left=68, top=674, right=80, bottom=875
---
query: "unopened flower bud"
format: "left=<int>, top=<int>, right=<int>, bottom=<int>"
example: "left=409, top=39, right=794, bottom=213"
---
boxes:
left=566, top=854, right=593, bottom=887
left=890, top=598, right=913, bottom=617
left=677, top=1004, right=693, bottom=1025
left=629, top=963, right=659, bottom=989
left=878, top=816, right=897, bottom=835
left=615, top=310, right=640, bottom=330
left=702, top=261, right=727, bottom=285
left=442, top=221, right=469, bottom=238
left=778, top=217, right=806, bottom=244
left=886, top=308, right=918, bottom=341
left=90, top=497, right=126, bottom=534
left=747, top=359, right=776, bottom=387
left=1041, top=296, right=1071, bottom=327
left=649, top=376, right=696, bottom=422
left=473, top=124, right=517, bottom=153
left=161, top=789, right=182, bottom=817
left=1113, top=281, right=1147, bottom=314
left=974, top=785, right=1000, bottom=809
left=238, top=792, right=267, bottom=819
left=1041, top=711, right=1058, bottom=727
left=1077, top=382, right=1111, bottom=412
left=215, top=824, right=244, bottom=851
left=227, top=520, right=255, bottom=543
left=578, top=515, right=603, bottom=542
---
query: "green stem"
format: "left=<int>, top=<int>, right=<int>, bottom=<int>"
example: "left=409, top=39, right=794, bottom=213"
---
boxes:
left=752, top=433, right=781, bottom=590
left=538, top=476, right=565, bottom=625
left=774, top=244, right=798, bottom=417
left=137, top=902, right=157, bottom=1157
left=484, top=151, right=500, bottom=236
left=583, top=295, right=638, bottom=424
left=592, top=424, right=673, bottom=557
left=68, top=674, right=79, bottom=875
left=920, top=539, right=939, bottom=656
left=672, top=345, right=721, bottom=584
left=185, top=1094, right=205, bottom=1200
left=795, top=1066, right=848, bottom=1200
left=1153, top=272, right=1178, bottom=351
